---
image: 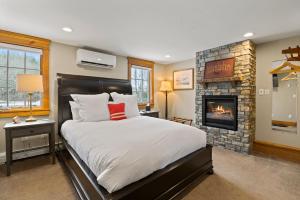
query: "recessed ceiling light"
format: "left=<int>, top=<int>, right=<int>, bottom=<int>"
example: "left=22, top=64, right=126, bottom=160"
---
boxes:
left=62, top=27, right=73, bottom=32
left=165, top=54, right=171, bottom=58
left=97, top=58, right=102, bottom=61
left=243, top=32, right=254, bottom=37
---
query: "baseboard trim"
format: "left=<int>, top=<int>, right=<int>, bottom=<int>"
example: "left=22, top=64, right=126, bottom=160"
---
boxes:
left=253, top=140, right=300, bottom=163
left=0, top=143, right=61, bottom=165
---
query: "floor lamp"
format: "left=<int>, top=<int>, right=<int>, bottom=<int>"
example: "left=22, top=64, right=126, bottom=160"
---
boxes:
left=160, top=81, right=172, bottom=119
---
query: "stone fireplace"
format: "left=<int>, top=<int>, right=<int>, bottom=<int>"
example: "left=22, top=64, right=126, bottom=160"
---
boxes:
left=202, top=95, right=238, bottom=131
left=195, top=40, right=256, bottom=153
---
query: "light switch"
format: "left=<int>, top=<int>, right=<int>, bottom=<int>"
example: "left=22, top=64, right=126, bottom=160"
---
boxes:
left=264, top=89, right=270, bottom=95
left=288, top=114, right=292, bottom=119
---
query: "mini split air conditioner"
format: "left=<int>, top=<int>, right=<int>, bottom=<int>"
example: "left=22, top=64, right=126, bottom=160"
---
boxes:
left=76, top=49, right=116, bottom=69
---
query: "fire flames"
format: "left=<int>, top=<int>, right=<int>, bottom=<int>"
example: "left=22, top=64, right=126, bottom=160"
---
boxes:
left=207, top=103, right=234, bottom=121
left=216, top=105, right=225, bottom=113
left=212, top=105, right=232, bottom=116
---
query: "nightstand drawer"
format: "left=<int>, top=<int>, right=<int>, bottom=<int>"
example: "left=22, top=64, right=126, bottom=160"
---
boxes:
left=10, top=125, right=52, bottom=138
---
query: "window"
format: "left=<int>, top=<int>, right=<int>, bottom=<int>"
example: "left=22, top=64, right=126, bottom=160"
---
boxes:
left=128, top=57, right=154, bottom=105
left=131, top=66, right=151, bottom=103
left=0, top=44, right=42, bottom=108
left=0, top=30, right=50, bottom=118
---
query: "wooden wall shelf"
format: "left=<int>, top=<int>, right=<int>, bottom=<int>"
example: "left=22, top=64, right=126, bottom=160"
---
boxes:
left=200, top=77, right=242, bottom=88
left=282, top=46, right=300, bottom=61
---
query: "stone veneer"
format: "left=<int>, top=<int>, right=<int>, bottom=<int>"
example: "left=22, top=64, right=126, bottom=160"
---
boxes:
left=195, top=40, right=256, bottom=153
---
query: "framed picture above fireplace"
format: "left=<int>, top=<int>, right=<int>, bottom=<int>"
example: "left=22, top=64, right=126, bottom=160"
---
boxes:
left=202, top=95, right=238, bottom=131
left=204, top=58, right=235, bottom=79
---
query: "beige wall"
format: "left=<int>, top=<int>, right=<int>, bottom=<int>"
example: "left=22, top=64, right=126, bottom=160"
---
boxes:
left=154, top=63, right=167, bottom=118
left=165, top=59, right=195, bottom=121
left=0, top=42, right=165, bottom=155
left=256, top=36, right=300, bottom=148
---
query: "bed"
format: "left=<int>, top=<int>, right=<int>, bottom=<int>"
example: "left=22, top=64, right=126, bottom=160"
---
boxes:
left=57, top=73, right=213, bottom=200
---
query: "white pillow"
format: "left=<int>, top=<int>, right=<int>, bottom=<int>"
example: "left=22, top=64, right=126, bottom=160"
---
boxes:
left=69, top=101, right=81, bottom=121
left=71, top=93, right=110, bottom=122
left=110, top=92, right=140, bottom=118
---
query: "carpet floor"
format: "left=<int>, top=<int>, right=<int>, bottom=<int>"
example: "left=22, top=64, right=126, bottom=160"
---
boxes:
left=0, top=147, right=299, bottom=200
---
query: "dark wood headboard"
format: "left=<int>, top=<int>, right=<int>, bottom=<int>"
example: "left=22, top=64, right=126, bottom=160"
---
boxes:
left=57, top=73, right=132, bottom=134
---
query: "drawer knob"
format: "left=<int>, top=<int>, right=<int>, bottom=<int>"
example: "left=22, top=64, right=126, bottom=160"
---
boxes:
left=30, top=130, right=34, bottom=133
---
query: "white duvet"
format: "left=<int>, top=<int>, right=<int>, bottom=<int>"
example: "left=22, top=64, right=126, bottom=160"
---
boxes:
left=61, top=116, right=206, bottom=193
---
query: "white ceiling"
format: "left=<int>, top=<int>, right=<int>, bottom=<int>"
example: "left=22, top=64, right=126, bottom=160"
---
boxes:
left=1, top=0, right=300, bottom=64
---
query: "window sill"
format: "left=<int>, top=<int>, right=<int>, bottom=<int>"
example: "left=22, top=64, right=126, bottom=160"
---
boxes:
left=138, top=103, right=154, bottom=109
left=0, top=108, right=50, bottom=118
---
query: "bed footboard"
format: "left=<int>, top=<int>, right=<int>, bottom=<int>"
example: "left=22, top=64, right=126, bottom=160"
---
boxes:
left=57, top=138, right=213, bottom=200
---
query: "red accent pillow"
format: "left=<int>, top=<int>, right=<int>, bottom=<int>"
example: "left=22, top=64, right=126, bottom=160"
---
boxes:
left=108, top=103, right=127, bottom=120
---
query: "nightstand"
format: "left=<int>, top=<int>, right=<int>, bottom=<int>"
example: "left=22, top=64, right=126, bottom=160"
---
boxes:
left=3, top=119, right=55, bottom=176
left=140, top=110, right=159, bottom=118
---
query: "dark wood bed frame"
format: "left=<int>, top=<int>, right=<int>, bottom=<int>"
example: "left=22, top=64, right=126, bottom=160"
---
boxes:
left=56, top=73, right=213, bottom=200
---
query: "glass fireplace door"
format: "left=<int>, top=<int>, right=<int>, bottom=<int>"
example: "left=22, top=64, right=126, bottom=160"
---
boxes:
left=202, top=95, right=238, bottom=131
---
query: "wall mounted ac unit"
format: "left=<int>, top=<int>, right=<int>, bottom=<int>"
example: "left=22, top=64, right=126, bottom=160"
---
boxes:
left=76, top=49, right=116, bottom=69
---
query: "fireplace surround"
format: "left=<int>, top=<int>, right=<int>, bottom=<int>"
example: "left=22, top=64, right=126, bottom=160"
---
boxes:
left=195, top=40, right=256, bottom=153
left=202, top=95, right=238, bottom=131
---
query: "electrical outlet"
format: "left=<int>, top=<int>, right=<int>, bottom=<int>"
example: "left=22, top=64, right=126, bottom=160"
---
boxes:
left=259, top=89, right=264, bottom=95
left=288, top=114, right=292, bottom=119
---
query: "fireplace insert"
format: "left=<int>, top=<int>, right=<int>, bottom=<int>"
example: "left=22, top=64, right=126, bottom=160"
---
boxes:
left=202, top=95, right=238, bottom=131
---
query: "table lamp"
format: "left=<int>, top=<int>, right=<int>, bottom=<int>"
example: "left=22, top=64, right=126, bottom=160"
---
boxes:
left=160, top=80, right=172, bottom=119
left=17, top=74, right=44, bottom=122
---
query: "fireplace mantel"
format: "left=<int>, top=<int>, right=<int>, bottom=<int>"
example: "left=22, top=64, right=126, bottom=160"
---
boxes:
left=200, top=77, right=243, bottom=88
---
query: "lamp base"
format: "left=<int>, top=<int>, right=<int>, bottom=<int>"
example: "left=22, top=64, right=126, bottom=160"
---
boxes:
left=26, top=116, right=37, bottom=122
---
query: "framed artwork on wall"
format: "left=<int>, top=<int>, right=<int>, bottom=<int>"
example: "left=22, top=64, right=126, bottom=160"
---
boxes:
left=173, top=68, right=194, bottom=90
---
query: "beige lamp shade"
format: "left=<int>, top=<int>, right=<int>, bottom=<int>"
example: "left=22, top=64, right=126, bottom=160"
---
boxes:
left=160, top=80, right=172, bottom=92
left=16, top=74, right=44, bottom=93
